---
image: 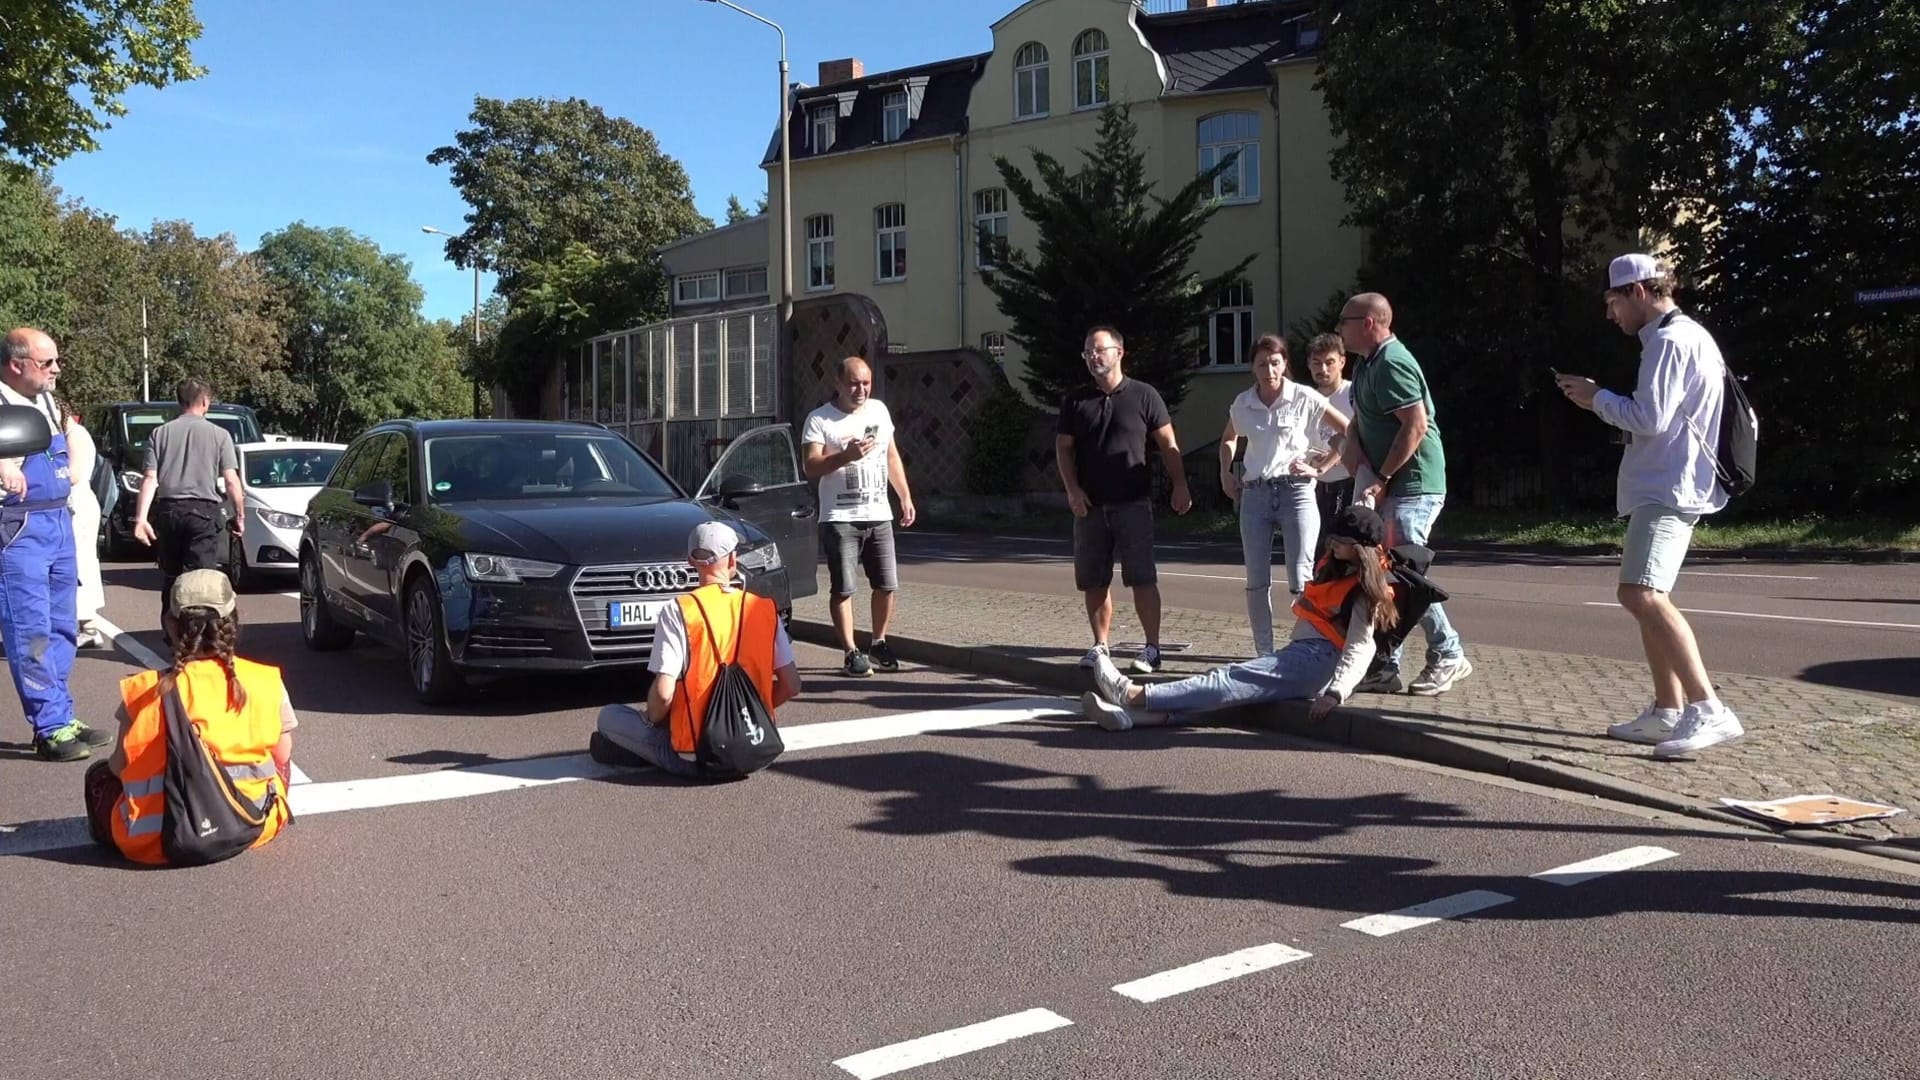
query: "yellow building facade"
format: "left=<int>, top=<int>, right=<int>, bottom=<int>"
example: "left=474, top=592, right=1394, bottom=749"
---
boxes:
left=763, top=0, right=1362, bottom=436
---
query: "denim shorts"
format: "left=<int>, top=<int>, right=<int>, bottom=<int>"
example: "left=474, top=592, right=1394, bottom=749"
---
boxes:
left=1073, top=499, right=1156, bottom=590
left=823, top=520, right=898, bottom=597
left=1620, top=504, right=1699, bottom=592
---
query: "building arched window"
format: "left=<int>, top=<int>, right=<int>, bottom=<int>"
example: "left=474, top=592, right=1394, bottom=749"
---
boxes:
left=1197, top=111, right=1261, bottom=203
left=1014, top=42, right=1050, bottom=119
left=1072, top=30, right=1109, bottom=109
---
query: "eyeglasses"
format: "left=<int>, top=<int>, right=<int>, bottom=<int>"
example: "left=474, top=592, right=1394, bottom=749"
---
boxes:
left=1081, top=346, right=1121, bottom=359
left=25, top=355, right=61, bottom=370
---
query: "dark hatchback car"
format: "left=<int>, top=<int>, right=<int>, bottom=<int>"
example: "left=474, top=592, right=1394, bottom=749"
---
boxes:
left=88, top=400, right=265, bottom=556
left=298, top=419, right=818, bottom=704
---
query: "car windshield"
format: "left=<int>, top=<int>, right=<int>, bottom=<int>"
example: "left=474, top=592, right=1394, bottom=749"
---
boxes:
left=244, top=448, right=342, bottom=488
left=424, top=432, right=678, bottom=502
left=125, top=409, right=257, bottom=451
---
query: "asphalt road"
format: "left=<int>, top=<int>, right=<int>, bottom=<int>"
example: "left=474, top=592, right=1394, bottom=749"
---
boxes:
left=891, top=529, right=1920, bottom=700
left=3, top=562, right=1917, bottom=1079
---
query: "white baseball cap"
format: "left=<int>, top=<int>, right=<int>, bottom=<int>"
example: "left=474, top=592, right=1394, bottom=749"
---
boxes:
left=1608, top=253, right=1661, bottom=289
left=688, top=521, right=739, bottom=564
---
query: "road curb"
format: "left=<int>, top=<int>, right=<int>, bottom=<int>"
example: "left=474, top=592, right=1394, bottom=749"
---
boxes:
left=792, top=617, right=1920, bottom=868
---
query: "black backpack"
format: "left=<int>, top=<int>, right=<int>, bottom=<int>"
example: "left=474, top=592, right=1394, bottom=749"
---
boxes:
left=1364, top=545, right=1450, bottom=679
left=687, top=591, right=784, bottom=779
left=1665, top=310, right=1758, bottom=497
left=158, top=674, right=284, bottom=867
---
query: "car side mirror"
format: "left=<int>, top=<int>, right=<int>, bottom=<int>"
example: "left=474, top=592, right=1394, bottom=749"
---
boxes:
left=714, top=471, right=765, bottom=499
left=352, top=479, right=395, bottom=511
left=0, top=405, right=53, bottom=458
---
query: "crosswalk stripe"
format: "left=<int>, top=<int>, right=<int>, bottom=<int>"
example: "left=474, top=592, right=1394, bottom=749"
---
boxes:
left=1341, top=889, right=1515, bottom=937
left=1531, top=845, right=1678, bottom=886
left=833, top=1008, right=1073, bottom=1079
left=1111, top=943, right=1312, bottom=1003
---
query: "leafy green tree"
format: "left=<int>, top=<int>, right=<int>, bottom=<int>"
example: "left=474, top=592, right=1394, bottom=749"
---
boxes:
left=981, top=103, right=1253, bottom=411
left=49, top=200, right=144, bottom=407
left=725, top=194, right=755, bottom=224
left=0, top=0, right=206, bottom=167
left=136, top=220, right=290, bottom=410
left=489, top=242, right=656, bottom=414
left=0, top=168, right=69, bottom=333
left=254, top=223, right=460, bottom=440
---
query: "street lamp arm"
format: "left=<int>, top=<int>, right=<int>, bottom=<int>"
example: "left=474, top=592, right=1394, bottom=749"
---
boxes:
left=701, top=0, right=786, bottom=59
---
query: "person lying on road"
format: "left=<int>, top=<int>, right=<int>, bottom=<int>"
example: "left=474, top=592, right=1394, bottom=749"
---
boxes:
left=1081, top=505, right=1399, bottom=731
left=85, top=569, right=296, bottom=865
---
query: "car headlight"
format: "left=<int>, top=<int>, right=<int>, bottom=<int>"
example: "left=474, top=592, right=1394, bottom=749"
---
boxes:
left=737, top=540, right=783, bottom=574
left=119, top=470, right=143, bottom=494
left=463, top=553, right=564, bottom=583
left=258, top=509, right=306, bottom=531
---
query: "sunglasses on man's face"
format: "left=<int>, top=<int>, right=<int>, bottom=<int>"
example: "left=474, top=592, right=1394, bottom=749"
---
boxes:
left=23, top=355, right=61, bottom=370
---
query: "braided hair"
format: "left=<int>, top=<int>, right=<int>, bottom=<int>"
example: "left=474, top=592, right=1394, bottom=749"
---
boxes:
left=171, top=606, right=248, bottom=710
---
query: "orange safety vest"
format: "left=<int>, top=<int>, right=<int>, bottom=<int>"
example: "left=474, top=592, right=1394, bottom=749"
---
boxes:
left=1291, top=556, right=1395, bottom=649
left=112, top=658, right=292, bottom=865
left=668, top=583, right=779, bottom=754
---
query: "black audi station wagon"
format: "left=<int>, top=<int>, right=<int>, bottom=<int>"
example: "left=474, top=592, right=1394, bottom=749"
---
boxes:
left=298, top=419, right=818, bottom=703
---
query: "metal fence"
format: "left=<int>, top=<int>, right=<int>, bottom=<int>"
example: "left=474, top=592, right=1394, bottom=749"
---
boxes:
left=566, top=305, right=779, bottom=491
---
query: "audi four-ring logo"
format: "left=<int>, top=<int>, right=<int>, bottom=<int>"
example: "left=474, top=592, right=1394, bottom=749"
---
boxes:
left=631, top=565, right=694, bottom=591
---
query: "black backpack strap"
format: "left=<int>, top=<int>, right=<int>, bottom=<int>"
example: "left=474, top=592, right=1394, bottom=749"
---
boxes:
left=686, top=588, right=748, bottom=668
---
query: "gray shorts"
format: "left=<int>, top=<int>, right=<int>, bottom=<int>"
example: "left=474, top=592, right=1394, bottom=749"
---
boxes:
left=1620, top=504, right=1699, bottom=592
left=1074, top=499, right=1156, bottom=591
left=823, top=520, right=898, bottom=597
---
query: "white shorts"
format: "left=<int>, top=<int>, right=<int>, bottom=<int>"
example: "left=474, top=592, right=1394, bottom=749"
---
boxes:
left=1620, top=505, right=1699, bottom=592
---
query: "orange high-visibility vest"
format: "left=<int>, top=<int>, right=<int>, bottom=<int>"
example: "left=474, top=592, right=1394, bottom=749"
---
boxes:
left=1291, top=557, right=1395, bottom=649
left=669, top=583, right=779, bottom=754
left=112, top=658, right=292, bottom=865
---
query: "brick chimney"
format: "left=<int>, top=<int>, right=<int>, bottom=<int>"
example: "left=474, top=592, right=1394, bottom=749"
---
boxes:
left=1186, top=0, right=1218, bottom=9
left=818, top=58, right=864, bottom=86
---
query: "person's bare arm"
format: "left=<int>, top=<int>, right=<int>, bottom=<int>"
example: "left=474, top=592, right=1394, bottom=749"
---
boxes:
left=886, top=443, right=915, bottom=527
left=1151, top=423, right=1192, bottom=515
left=222, top=466, right=245, bottom=535
left=132, top=471, right=158, bottom=545
left=1055, top=435, right=1089, bottom=517
left=1359, top=401, right=1428, bottom=504
left=1218, top=416, right=1240, bottom=501
left=646, top=673, right=676, bottom=725
left=802, top=439, right=871, bottom=481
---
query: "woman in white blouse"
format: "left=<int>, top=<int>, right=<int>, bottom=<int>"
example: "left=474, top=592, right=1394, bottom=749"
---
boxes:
left=52, top=388, right=106, bottom=648
left=1218, top=335, right=1350, bottom=654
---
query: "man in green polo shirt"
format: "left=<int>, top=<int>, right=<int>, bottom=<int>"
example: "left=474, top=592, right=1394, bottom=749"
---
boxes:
left=1337, top=292, right=1471, bottom=695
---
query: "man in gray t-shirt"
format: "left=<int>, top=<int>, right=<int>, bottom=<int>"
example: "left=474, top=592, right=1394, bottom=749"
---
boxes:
left=131, top=377, right=244, bottom=627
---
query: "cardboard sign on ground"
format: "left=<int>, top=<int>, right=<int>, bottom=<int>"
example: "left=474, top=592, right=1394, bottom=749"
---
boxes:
left=1719, top=794, right=1907, bottom=827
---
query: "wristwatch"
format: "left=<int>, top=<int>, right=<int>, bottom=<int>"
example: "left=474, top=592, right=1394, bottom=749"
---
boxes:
left=1377, top=472, right=1395, bottom=488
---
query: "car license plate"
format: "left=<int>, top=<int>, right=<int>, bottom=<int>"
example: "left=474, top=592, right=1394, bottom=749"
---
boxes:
left=607, top=600, right=666, bottom=629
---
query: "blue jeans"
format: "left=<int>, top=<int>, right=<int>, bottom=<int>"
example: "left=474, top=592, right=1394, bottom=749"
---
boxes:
left=595, top=704, right=700, bottom=777
left=1380, top=493, right=1463, bottom=670
left=1142, top=637, right=1339, bottom=721
left=1238, top=478, right=1318, bottom=654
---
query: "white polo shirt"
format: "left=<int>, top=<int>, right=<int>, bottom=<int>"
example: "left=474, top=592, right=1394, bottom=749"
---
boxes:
left=1230, top=380, right=1329, bottom=482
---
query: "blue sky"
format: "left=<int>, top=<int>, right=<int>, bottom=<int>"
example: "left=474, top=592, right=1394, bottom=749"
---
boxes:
left=51, top=0, right=997, bottom=323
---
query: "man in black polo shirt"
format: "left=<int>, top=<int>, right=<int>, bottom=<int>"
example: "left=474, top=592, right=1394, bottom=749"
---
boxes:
left=1055, top=325, right=1192, bottom=674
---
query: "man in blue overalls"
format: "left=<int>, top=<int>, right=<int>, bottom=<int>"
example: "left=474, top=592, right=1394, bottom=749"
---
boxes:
left=1, top=328, right=109, bottom=761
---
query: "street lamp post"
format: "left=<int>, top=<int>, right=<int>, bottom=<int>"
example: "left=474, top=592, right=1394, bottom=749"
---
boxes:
left=698, top=0, right=793, bottom=406
left=422, top=225, right=487, bottom=417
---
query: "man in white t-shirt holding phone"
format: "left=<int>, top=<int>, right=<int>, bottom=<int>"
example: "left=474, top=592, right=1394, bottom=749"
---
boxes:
left=802, top=356, right=916, bottom=678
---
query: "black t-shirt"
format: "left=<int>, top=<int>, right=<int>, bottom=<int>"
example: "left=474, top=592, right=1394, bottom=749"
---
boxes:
left=1055, top=378, right=1173, bottom=505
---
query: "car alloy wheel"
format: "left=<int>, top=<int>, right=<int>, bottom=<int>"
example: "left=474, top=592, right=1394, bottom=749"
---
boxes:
left=407, top=585, right=438, bottom=693
left=301, top=557, right=320, bottom=636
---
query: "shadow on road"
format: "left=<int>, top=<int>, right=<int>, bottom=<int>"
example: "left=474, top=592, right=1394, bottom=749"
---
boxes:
left=1796, top=657, right=1920, bottom=699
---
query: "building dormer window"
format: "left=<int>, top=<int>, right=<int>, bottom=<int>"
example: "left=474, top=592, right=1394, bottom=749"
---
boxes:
left=1014, top=42, right=1050, bottom=119
left=810, top=104, right=837, bottom=152
left=882, top=90, right=910, bottom=142
left=1072, top=30, right=1109, bottom=109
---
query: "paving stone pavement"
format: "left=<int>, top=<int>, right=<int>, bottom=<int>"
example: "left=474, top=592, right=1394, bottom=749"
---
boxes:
left=792, top=573, right=1920, bottom=849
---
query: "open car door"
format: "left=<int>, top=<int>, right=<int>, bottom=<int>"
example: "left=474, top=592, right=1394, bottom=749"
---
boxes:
left=697, top=423, right=818, bottom=600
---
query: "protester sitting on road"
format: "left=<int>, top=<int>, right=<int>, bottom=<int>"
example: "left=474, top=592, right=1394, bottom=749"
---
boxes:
left=590, top=522, right=802, bottom=776
left=1080, top=505, right=1398, bottom=731
left=85, top=569, right=296, bottom=865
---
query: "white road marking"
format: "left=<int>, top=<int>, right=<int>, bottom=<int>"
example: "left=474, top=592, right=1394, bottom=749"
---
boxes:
left=1531, top=845, right=1678, bottom=886
left=1340, top=889, right=1515, bottom=937
left=91, top=615, right=313, bottom=784
left=288, top=761, right=312, bottom=786
left=1160, top=571, right=1248, bottom=582
left=1679, top=571, right=1819, bottom=581
left=1111, top=943, right=1312, bottom=1003
left=833, top=1008, right=1073, bottom=1079
left=1581, top=602, right=1920, bottom=631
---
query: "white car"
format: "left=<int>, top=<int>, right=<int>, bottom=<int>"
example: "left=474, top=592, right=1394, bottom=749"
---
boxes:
left=226, top=440, right=347, bottom=587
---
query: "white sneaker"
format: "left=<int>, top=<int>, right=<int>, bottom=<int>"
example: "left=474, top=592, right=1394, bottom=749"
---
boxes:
left=1409, top=656, right=1473, bottom=696
left=1081, top=690, right=1134, bottom=732
left=1092, top=654, right=1136, bottom=708
left=1079, top=643, right=1111, bottom=669
left=1654, top=702, right=1745, bottom=758
left=1607, top=703, right=1682, bottom=745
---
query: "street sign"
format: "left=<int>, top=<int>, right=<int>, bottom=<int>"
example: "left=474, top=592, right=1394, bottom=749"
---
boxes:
left=1854, top=285, right=1920, bottom=304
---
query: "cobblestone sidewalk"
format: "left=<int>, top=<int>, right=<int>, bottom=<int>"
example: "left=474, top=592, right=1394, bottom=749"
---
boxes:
left=790, top=574, right=1920, bottom=852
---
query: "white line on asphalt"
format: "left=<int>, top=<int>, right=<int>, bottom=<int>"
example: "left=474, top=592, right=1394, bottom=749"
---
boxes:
left=1580, top=602, right=1920, bottom=630
left=1340, top=889, right=1515, bottom=937
left=1531, top=846, right=1678, bottom=886
left=1679, top=571, right=1820, bottom=581
left=92, top=615, right=313, bottom=784
left=1160, top=571, right=1247, bottom=582
left=1111, top=943, right=1312, bottom=1003
left=833, top=1008, right=1074, bottom=1079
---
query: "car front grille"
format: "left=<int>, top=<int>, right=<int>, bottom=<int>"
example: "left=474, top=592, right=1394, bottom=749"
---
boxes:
left=571, top=562, right=698, bottom=655
left=466, top=626, right=553, bottom=658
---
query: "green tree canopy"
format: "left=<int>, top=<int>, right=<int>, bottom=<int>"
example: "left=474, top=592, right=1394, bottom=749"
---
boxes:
left=982, top=103, right=1253, bottom=411
left=254, top=223, right=467, bottom=440
left=0, top=168, right=69, bottom=332
left=725, top=194, right=754, bottom=224
left=0, top=0, right=206, bottom=168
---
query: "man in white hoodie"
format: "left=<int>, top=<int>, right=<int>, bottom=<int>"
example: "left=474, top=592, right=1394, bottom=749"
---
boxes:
left=1555, top=254, right=1741, bottom=758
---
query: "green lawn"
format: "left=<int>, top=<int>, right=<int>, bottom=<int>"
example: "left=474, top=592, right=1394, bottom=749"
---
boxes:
left=924, top=505, right=1920, bottom=553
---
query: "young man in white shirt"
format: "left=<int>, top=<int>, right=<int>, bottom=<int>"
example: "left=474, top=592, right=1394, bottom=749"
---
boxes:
left=1303, top=333, right=1356, bottom=553
left=1556, top=253, right=1741, bottom=757
left=801, top=357, right=916, bottom=678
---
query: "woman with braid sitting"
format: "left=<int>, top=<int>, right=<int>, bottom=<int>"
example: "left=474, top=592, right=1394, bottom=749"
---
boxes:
left=85, top=570, right=296, bottom=864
